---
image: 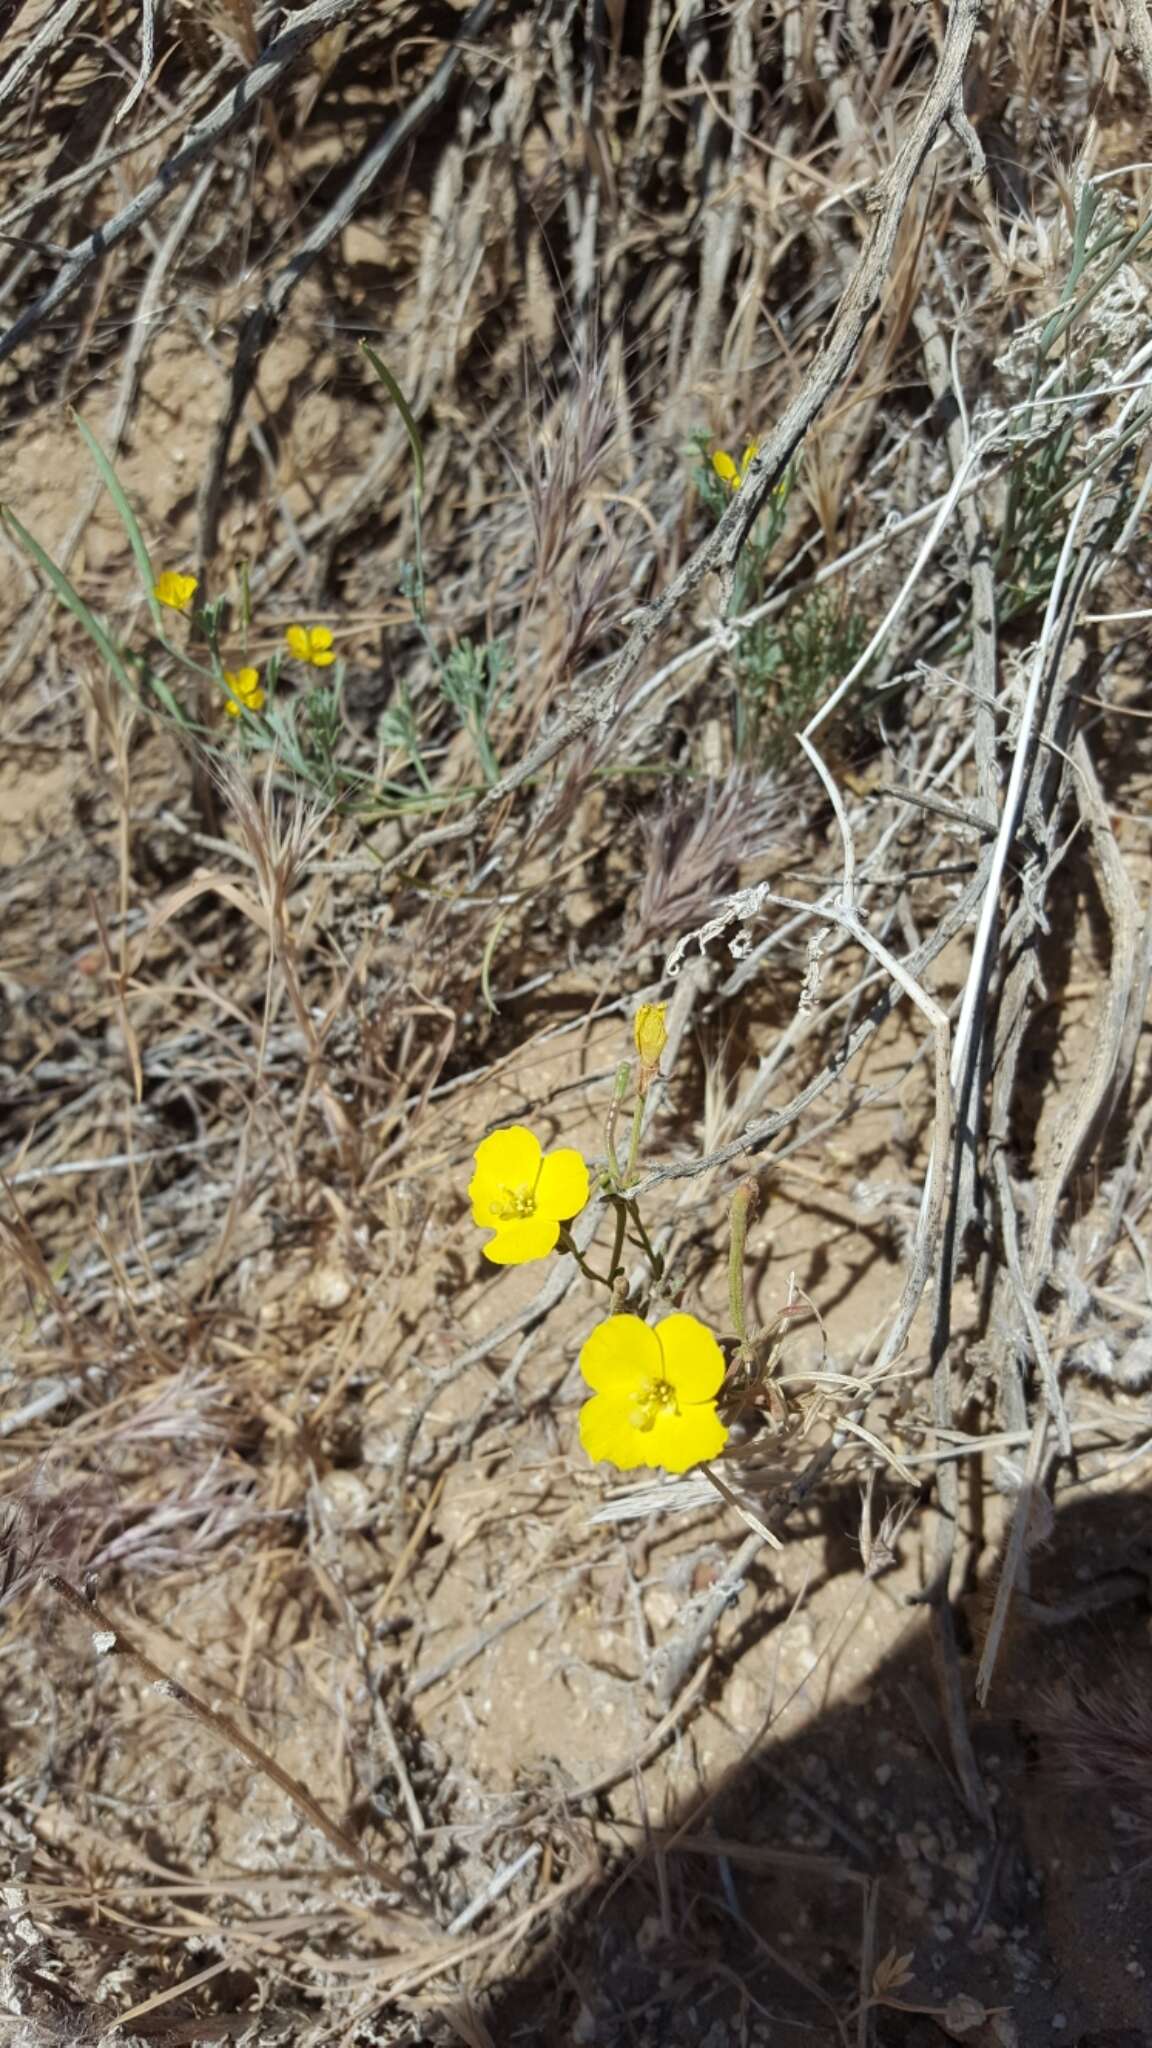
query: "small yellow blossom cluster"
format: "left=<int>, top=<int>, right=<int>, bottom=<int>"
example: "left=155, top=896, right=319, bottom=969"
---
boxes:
left=223, top=666, right=265, bottom=718
left=711, top=441, right=789, bottom=507
left=711, top=441, right=759, bottom=491
left=286, top=623, right=335, bottom=668
left=150, top=578, right=342, bottom=720
left=154, top=569, right=198, bottom=613
left=154, top=571, right=266, bottom=719
left=467, top=1004, right=730, bottom=1475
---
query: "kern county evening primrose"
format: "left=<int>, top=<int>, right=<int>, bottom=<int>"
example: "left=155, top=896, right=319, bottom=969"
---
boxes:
left=469, top=1003, right=748, bottom=1477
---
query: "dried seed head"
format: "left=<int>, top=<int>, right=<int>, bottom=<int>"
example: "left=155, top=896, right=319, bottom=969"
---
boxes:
left=629, top=769, right=795, bottom=952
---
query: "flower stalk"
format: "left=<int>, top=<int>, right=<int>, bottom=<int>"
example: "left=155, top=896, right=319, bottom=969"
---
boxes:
left=467, top=1000, right=727, bottom=1474
left=556, top=1227, right=612, bottom=1287
left=605, top=1061, right=631, bottom=1183
left=623, top=1096, right=644, bottom=1186
left=728, top=1178, right=757, bottom=1357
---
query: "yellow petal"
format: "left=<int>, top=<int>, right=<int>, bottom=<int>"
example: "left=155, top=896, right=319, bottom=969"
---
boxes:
left=656, top=1314, right=726, bottom=1401
left=469, top=1125, right=542, bottom=1223
left=711, top=449, right=738, bottom=487
left=740, top=441, right=760, bottom=475
left=285, top=625, right=310, bottom=660
left=579, top=1314, right=661, bottom=1395
left=225, top=698, right=243, bottom=717
left=645, top=1401, right=729, bottom=1473
left=536, top=1148, right=589, bottom=1222
left=471, top=1125, right=541, bottom=1191
left=224, top=666, right=260, bottom=697
left=579, top=1394, right=652, bottom=1469
left=481, top=1214, right=559, bottom=1264
left=311, top=649, right=336, bottom=668
left=247, top=687, right=266, bottom=712
left=311, top=627, right=334, bottom=652
left=633, top=1003, right=668, bottom=1065
left=154, top=570, right=198, bottom=612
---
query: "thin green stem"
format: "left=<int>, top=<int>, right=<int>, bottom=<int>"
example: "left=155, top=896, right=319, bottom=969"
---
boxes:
left=471, top=716, right=500, bottom=786
left=625, top=1199, right=663, bottom=1281
left=606, top=1197, right=628, bottom=1283
left=557, top=1226, right=613, bottom=1290
left=624, top=1097, right=644, bottom=1185
left=605, top=1064, right=631, bottom=1183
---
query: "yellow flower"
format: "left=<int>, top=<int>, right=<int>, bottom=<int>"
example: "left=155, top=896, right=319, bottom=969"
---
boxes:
left=223, top=666, right=265, bottom=718
left=469, top=1125, right=589, bottom=1265
left=634, top=1003, right=668, bottom=1067
left=578, top=1313, right=729, bottom=1473
left=711, top=441, right=759, bottom=491
left=153, top=569, right=198, bottom=612
left=285, top=623, right=336, bottom=668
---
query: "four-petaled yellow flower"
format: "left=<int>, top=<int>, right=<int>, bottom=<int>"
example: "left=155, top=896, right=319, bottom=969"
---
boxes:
left=634, top=1003, right=668, bottom=1066
left=579, top=1313, right=729, bottom=1473
left=285, top=623, right=336, bottom=668
left=711, top=441, right=759, bottom=491
left=469, top=1125, right=589, bottom=1265
left=223, top=666, right=265, bottom=718
left=154, top=569, right=198, bottom=612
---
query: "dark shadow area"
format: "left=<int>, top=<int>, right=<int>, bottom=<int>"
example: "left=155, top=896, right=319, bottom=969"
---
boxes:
left=438, top=1481, right=1152, bottom=2048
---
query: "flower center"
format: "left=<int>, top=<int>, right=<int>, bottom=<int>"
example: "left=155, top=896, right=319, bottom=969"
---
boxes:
left=490, top=1183, right=537, bottom=1223
left=629, top=1376, right=679, bottom=1432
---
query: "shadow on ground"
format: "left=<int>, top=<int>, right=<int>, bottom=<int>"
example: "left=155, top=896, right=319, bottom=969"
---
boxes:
left=442, top=1482, right=1152, bottom=2048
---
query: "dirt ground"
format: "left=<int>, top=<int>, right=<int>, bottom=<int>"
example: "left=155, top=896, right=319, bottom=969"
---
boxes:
left=3, top=4, right=1152, bottom=2046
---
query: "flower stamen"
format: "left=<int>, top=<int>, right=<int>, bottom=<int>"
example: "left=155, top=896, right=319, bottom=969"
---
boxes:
left=489, top=1185, right=537, bottom=1221
left=628, top=1376, right=680, bottom=1433
left=578, top=1311, right=728, bottom=1472
left=468, top=1127, right=589, bottom=1264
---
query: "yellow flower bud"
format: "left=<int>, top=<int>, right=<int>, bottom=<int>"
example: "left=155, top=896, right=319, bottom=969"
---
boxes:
left=633, top=1003, right=668, bottom=1067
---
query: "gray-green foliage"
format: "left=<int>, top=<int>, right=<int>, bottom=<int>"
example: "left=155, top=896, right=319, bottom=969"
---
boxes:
left=995, top=184, right=1152, bottom=624
left=3, top=358, right=517, bottom=822
left=737, top=590, right=870, bottom=765
left=439, top=635, right=510, bottom=786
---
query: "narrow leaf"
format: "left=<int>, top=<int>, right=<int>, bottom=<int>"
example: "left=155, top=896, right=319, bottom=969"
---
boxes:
left=359, top=342, right=424, bottom=499
left=71, top=411, right=158, bottom=620
left=0, top=503, right=136, bottom=693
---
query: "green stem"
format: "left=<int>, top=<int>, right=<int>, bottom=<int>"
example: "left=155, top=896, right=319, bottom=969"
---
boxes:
left=556, top=1227, right=612, bottom=1290
left=412, top=485, right=428, bottom=614
left=605, top=1063, right=631, bottom=1184
left=606, top=1197, right=628, bottom=1283
left=409, top=740, right=434, bottom=795
left=625, top=1199, right=663, bottom=1281
left=624, top=1097, right=644, bottom=1185
left=471, top=716, right=500, bottom=787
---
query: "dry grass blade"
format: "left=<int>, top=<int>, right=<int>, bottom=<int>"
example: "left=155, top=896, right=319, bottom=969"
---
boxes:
left=45, top=1573, right=424, bottom=1912
left=0, top=0, right=374, bottom=366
